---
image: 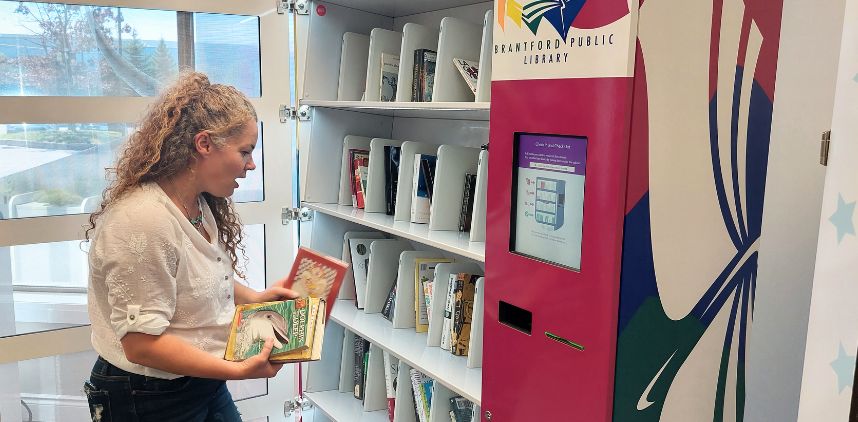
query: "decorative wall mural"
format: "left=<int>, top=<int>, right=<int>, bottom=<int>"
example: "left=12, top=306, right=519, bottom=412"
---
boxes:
left=614, top=0, right=783, bottom=420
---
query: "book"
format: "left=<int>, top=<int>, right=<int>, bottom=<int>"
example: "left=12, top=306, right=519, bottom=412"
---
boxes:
left=414, top=258, right=453, bottom=333
left=384, top=145, right=401, bottom=215
left=409, top=369, right=433, bottom=422
left=449, top=396, right=474, bottom=422
left=452, top=57, right=479, bottom=95
left=383, top=351, right=399, bottom=421
left=411, top=48, right=437, bottom=102
left=224, top=297, right=325, bottom=363
left=349, top=149, right=370, bottom=208
left=440, top=274, right=456, bottom=351
left=451, top=273, right=479, bottom=356
left=459, top=173, right=477, bottom=232
left=283, top=246, right=349, bottom=321
left=381, top=280, right=397, bottom=321
left=380, top=53, right=399, bottom=102
left=410, top=153, right=437, bottom=224
left=349, top=238, right=377, bottom=309
left=353, top=335, right=370, bottom=400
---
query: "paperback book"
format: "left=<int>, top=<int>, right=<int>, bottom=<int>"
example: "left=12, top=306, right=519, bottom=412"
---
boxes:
left=411, top=48, right=436, bottom=101
left=452, top=57, right=479, bottom=95
left=349, top=149, right=370, bottom=208
left=224, top=297, right=326, bottom=363
left=380, top=53, right=400, bottom=102
left=283, top=246, right=349, bottom=320
left=410, top=153, right=437, bottom=224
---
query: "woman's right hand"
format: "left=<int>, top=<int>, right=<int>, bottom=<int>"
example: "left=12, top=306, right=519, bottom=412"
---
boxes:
left=237, top=338, right=284, bottom=379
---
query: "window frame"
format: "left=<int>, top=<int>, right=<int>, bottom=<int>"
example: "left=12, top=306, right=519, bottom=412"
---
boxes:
left=0, top=0, right=298, bottom=417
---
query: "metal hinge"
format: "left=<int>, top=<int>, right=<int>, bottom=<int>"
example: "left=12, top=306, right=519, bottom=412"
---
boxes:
left=282, top=206, right=312, bottom=225
left=277, top=0, right=310, bottom=15
left=820, top=130, right=831, bottom=166
left=284, top=396, right=313, bottom=417
left=279, top=105, right=312, bottom=122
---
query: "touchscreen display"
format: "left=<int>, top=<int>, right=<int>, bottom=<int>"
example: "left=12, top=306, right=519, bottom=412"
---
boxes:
left=510, top=133, right=587, bottom=271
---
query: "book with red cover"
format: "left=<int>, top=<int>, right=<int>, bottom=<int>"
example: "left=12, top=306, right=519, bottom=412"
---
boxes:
left=350, top=149, right=370, bottom=209
left=284, top=246, right=350, bottom=320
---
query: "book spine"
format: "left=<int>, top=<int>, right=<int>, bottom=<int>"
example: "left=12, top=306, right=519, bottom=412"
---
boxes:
left=459, top=173, right=477, bottom=232
left=451, top=275, right=477, bottom=356
left=440, top=274, right=456, bottom=351
left=409, top=369, right=429, bottom=422
left=381, top=281, right=396, bottom=320
left=383, top=351, right=398, bottom=422
left=423, top=50, right=436, bottom=102
left=412, top=49, right=422, bottom=102
left=353, top=335, right=367, bottom=400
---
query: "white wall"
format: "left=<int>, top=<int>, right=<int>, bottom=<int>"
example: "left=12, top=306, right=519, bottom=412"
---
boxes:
left=796, top=0, right=858, bottom=418
left=744, top=0, right=846, bottom=420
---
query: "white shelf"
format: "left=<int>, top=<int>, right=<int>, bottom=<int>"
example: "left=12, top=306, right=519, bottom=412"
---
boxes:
left=322, top=0, right=489, bottom=18
left=304, top=390, right=388, bottom=422
left=330, top=299, right=482, bottom=405
left=300, top=99, right=490, bottom=120
left=304, top=202, right=485, bottom=262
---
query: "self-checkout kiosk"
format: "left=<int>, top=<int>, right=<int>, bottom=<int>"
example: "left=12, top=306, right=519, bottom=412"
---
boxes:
left=483, top=0, right=784, bottom=420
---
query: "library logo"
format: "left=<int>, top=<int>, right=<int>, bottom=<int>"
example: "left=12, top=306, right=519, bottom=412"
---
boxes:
left=498, top=0, right=586, bottom=42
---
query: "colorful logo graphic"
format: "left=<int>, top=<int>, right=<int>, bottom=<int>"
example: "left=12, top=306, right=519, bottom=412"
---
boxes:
left=498, top=0, right=586, bottom=41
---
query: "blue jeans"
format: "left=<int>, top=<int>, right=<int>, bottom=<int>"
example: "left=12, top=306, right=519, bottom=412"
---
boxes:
left=84, top=356, right=242, bottom=422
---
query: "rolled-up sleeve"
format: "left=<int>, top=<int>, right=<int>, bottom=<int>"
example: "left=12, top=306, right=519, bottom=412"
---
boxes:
left=98, top=206, right=180, bottom=339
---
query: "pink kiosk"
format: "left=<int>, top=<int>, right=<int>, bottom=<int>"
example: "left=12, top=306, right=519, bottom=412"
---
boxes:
left=483, top=0, right=783, bottom=420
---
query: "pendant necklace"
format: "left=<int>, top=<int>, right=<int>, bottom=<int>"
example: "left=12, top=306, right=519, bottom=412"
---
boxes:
left=181, top=196, right=203, bottom=229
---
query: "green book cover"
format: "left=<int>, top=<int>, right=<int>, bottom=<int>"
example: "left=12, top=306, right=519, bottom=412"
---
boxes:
left=226, top=298, right=311, bottom=361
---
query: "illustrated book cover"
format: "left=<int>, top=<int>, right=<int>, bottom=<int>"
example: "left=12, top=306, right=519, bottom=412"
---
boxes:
left=224, top=297, right=326, bottom=363
left=380, top=53, right=399, bottom=102
left=283, top=246, right=349, bottom=320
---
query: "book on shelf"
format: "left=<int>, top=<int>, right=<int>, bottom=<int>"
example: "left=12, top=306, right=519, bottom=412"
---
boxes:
left=383, top=351, right=399, bottom=422
left=380, top=53, right=399, bottom=102
left=411, top=48, right=437, bottom=102
left=410, top=153, right=437, bottom=224
left=353, top=335, right=371, bottom=400
left=414, top=258, right=453, bottom=333
left=348, top=238, right=376, bottom=309
left=381, top=279, right=397, bottom=321
left=451, top=273, right=480, bottom=357
left=452, top=57, right=479, bottom=95
left=449, top=396, right=474, bottom=422
left=224, top=297, right=325, bottom=363
left=459, top=173, right=478, bottom=232
left=282, top=246, right=349, bottom=320
left=409, top=368, right=434, bottom=422
left=349, top=149, right=370, bottom=209
left=384, top=145, right=401, bottom=215
left=440, top=274, right=456, bottom=351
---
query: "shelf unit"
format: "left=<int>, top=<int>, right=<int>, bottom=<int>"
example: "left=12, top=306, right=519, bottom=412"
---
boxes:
left=294, top=1, right=493, bottom=421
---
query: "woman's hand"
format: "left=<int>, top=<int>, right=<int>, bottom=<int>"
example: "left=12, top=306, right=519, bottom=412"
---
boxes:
left=256, top=276, right=300, bottom=303
left=236, top=338, right=284, bottom=379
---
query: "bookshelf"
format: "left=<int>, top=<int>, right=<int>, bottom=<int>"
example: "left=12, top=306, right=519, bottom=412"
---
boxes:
left=294, top=1, right=493, bottom=421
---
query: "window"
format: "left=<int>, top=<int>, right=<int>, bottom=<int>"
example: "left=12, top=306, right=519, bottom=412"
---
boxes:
left=0, top=1, right=260, bottom=97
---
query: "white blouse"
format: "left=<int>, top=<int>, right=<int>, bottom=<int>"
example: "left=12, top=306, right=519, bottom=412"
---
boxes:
left=87, top=183, right=236, bottom=379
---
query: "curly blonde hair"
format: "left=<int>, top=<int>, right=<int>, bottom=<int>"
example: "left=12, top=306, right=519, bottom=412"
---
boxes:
left=86, top=71, right=257, bottom=278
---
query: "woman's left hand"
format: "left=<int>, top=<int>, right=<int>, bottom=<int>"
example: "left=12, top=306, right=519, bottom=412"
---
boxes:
left=256, top=277, right=300, bottom=302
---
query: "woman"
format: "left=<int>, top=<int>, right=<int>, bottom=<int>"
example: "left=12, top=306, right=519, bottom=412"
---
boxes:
left=84, top=71, right=296, bottom=421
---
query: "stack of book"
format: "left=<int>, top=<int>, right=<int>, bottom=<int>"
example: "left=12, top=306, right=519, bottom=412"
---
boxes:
left=223, top=247, right=349, bottom=363
left=410, top=369, right=434, bottom=422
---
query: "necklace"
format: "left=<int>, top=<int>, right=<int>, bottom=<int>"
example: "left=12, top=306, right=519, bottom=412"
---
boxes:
left=180, top=198, right=204, bottom=229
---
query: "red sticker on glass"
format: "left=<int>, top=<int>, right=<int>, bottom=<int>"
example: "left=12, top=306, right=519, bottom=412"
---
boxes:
left=316, top=4, right=326, bottom=16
